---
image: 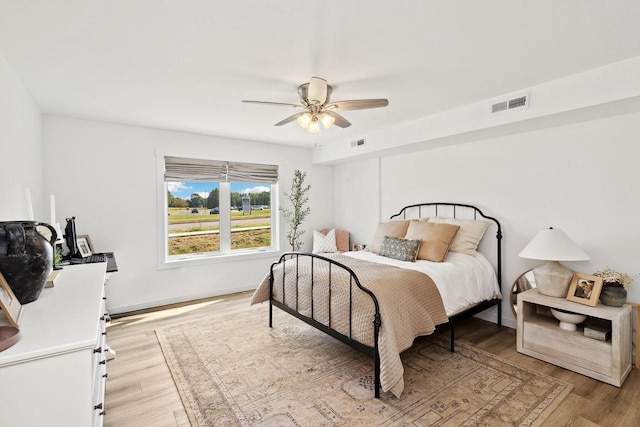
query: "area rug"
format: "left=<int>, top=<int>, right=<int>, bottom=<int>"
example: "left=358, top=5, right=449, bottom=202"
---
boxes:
left=156, top=305, right=571, bottom=426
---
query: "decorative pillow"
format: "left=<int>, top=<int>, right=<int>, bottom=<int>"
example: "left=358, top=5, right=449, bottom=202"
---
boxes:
left=320, top=228, right=350, bottom=252
left=404, top=220, right=460, bottom=262
left=377, top=236, right=421, bottom=262
left=427, top=217, right=490, bottom=256
left=367, top=220, right=410, bottom=254
left=312, top=229, right=338, bottom=253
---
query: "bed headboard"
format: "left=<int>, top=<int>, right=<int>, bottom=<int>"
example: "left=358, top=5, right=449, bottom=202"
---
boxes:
left=389, top=202, right=503, bottom=291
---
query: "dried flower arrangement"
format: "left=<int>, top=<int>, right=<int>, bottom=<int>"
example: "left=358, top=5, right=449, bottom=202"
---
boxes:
left=593, top=267, right=635, bottom=288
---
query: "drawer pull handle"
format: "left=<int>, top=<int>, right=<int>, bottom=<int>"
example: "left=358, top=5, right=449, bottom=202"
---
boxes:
left=93, top=347, right=102, bottom=354
left=99, top=360, right=106, bottom=365
left=100, top=410, right=106, bottom=416
left=102, top=331, right=107, bottom=336
left=94, top=403, right=103, bottom=411
left=102, top=373, right=108, bottom=378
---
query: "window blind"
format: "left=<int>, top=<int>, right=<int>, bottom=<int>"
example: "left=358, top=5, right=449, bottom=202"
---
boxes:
left=164, top=156, right=278, bottom=183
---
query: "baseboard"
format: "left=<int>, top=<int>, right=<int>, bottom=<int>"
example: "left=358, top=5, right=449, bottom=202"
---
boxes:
left=107, top=284, right=256, bottom=315
left=473, top=309, right=516, bottom=330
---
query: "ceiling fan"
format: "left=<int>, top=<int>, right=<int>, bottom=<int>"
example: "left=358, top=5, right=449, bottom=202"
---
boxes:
left=242, top=77, right=389, bottom=133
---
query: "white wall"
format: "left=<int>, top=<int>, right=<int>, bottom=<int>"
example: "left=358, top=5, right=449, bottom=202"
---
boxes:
left=333, top=157, right=381, bottom=249
left=314, top=56, right=640, bottom=165
left=43, top=116, right=334, bottom=313
left=0, top=53, right=43, bottom=221
left=334, top=111, right=640, bottom=329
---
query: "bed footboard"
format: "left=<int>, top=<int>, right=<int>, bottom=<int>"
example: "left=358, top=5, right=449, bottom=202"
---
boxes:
left=268, top=252, right=382, bottom=398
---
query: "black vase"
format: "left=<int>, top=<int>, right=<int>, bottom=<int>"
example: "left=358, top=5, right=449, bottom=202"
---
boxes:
left=599, top=285, right=627, bottom=307
left=0, top=221, right=57, bottom=304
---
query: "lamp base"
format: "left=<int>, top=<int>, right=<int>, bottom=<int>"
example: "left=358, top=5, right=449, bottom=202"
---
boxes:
left=532, top=261, right=574, bottom=297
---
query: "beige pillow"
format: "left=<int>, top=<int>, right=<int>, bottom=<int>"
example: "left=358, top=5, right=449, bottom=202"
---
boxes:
left=367, top=220, right=410, bottom=253
left=320, top=228, right=350, bottom=252
left=404, top=220, right=460, bottom=262
left=427, top=217, right=490, bottom=256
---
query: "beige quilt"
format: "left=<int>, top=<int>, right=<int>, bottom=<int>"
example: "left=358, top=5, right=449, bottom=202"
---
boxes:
left=251, top=253, right=448, bottom=397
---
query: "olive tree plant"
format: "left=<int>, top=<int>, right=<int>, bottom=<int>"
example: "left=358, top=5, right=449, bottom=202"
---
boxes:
left=281, top=169, right=311, bottom=251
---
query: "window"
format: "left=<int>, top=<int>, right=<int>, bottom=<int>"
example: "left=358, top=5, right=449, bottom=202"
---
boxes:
left=162, top=156, right=278, bottom=261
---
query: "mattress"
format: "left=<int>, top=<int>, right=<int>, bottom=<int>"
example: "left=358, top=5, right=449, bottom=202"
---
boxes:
left=343, top=250, right=502, bottom=316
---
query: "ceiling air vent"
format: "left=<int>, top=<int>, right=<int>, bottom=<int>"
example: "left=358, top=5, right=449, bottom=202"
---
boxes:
left=491, top=93, right=529, bottom=114
left=350, top=138, right=365, bottom=148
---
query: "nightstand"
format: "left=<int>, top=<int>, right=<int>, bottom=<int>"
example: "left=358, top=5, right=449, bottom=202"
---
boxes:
left=517, top=288, right=632, bottom=387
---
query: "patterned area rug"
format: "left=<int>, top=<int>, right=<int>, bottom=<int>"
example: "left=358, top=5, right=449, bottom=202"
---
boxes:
left=156, top=305, right=571, bottom=426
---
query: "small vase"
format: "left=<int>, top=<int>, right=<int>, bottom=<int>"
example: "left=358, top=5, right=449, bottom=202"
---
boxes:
left=599, top=285, right=627, bottom=307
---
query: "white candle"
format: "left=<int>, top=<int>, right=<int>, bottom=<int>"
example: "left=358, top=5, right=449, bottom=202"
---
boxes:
left=50, top=194, right=56, bottom=225
left=25, top=188, right=34, bottom=220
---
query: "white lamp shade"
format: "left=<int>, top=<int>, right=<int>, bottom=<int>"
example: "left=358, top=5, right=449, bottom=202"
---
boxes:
left=307, top=77, right=327, bottom=105
left=519, top=227, right=590, bottom=261
left=296, top=112, right=312, bottom=128
left=319, top=112, right=335, bottom=128
left=307, top=118, right=320, bottom=133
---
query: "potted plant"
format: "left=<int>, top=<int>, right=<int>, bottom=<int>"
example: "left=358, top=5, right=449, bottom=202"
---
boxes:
left=593, top=267, right=635, bottom=306
left=281, top=169, right=311, bottom=251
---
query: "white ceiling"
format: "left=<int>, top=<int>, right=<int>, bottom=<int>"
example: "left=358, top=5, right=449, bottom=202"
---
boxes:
left=1, top=1, right=640, bottom=148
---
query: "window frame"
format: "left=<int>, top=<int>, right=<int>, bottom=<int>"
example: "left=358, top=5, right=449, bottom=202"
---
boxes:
left=156, top=153, right=280, bottom=270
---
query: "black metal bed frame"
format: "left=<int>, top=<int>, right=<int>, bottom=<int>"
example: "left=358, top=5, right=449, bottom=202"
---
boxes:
left=268, top=202, right=502, bottom=398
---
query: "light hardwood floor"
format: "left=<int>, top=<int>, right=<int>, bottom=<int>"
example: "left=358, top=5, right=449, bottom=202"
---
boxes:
left=104, top=292, right=640, bottom=426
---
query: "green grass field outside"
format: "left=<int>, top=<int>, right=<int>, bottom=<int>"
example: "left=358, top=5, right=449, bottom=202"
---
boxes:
left=167, top=207, right=272, bottom=254
left=168, top=208, right=271, bottom=224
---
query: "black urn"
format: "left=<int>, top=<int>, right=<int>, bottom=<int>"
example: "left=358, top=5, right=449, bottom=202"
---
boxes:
left=0, top=221, right=57, bottom=304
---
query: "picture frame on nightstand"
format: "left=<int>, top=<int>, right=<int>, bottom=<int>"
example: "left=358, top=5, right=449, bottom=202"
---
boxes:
left=567, top=272, right=603, bottom=307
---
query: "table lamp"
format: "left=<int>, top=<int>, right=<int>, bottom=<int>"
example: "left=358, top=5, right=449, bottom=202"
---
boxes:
left=518, top=227, right=590, bottom=297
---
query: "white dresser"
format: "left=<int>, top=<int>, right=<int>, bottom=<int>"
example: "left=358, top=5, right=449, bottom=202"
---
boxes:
left=0, top=262, right=108, bottom=427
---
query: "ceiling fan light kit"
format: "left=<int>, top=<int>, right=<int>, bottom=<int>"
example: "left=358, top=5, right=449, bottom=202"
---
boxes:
left=243, top=77, right=389, bottom=133
left=319, top=112, right=335, bottom=128
left=296, top=111, right=335, bottom=131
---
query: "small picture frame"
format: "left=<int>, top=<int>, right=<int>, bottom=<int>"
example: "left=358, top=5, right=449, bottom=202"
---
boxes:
left=77, top=237, right=92, bottom=258
left=77, top=234, right=95, bottom=253
left=567, top=273, right=603, bottom=307
left=0, top=271, right=23, bottom=327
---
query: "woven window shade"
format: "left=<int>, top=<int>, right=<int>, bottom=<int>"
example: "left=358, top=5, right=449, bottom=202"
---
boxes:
left=164, top=156, right=278, bottom=183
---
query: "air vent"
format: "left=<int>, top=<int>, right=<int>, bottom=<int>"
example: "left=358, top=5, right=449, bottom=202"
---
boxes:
left=350, top=138, right=365, bottom=147
left=491, top=101, right=508, bottom=113
left=491, top=93, right=529, bottom=114
left=508, top=95, right=527, bottom=109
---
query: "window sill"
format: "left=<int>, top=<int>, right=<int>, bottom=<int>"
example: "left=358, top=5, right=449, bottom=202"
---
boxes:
left=157, top=248, right=280, bottom=270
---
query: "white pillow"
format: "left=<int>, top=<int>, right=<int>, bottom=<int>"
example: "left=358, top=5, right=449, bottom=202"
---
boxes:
left=427, top=217, right=490, bottom=256
left=313, top=228, right=338, bottom=253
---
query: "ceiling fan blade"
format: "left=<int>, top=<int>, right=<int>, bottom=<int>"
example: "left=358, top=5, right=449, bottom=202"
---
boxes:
left=324, top=110, right=351, bottom=128
left=326, top=99, right=389, bottom=111
left=274, top=112, right=304, bottom=126
left=242, top=100, right=305, bottom=109
left=307, top=77, right=328, bottom=105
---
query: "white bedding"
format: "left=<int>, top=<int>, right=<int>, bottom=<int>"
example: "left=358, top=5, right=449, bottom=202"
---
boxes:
left=343, top=250, right=501, bottom=316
